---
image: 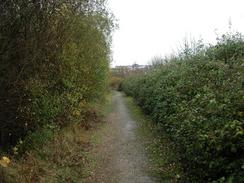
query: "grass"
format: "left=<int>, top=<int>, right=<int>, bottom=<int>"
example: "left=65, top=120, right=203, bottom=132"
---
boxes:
left=124, top=95, right=184, bottom=183
left=0, top=93, right=113, bottom=183
left=1, top=123, right=93, bottom=183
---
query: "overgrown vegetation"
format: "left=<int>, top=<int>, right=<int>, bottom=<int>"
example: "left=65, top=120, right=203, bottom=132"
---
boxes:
left=121, top=32, right=244, bottom=182
left=0, top=92, right=114, bottom=183
left=0, top=0, right=115, bottom=153
left=0, top=104, right=108, bottom=183
left=109, top=76, right=122, bottom=90
left=1, top=123, right=91, bottom=183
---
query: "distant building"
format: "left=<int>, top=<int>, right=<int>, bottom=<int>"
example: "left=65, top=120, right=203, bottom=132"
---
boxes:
left=112, top=64, right=149, bottom=78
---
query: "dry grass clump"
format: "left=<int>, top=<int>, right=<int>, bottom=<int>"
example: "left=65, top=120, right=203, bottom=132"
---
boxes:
left=1, top=110, right=103, bottom=183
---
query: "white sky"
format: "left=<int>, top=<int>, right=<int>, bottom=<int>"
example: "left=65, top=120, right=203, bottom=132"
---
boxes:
left=107, top=0, right=244, bottom=67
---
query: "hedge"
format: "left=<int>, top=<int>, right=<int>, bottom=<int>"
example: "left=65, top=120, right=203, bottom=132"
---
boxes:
left=121, top=33, right=244, bottom=182
left=0, top=0, right=115, bottom=151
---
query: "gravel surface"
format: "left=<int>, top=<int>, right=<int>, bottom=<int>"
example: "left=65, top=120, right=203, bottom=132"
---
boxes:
left=86, top=92, right=157, bottom=183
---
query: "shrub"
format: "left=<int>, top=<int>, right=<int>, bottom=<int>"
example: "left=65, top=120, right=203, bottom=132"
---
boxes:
left=109, top=76, right=123, bottom=90
left=121, top=33, right=244, bottom=182
left=0, top=0, right=114, bottom=151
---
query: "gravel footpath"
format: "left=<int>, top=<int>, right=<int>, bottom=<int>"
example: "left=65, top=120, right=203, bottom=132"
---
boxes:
left=86, top=92, right=157, bottom=183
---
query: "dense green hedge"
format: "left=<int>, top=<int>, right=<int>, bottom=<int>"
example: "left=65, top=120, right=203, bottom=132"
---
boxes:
left=122, top=33, right=244, bottom=182
left=0, top=0, right=114, bottom=151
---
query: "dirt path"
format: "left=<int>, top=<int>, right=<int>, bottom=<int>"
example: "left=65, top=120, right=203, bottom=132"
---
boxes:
left=86, top=92, right=157, bottom=183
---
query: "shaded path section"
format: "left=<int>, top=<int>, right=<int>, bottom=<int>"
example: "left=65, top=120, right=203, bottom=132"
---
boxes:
left=86, top=92, right=157, bottom=183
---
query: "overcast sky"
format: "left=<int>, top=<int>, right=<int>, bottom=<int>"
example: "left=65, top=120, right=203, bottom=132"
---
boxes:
left=107, top=0, right=244, bottom=67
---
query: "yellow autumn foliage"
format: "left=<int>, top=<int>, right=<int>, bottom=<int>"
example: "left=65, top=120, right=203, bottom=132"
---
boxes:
left=0, top=156, right=11, bottom=168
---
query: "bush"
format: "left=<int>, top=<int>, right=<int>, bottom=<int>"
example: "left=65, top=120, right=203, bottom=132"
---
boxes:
left=0, top=0, right=114, bottom=151
left=121, top=33, right=244, bottom=182
left=109, top=76, right=123, bottom=90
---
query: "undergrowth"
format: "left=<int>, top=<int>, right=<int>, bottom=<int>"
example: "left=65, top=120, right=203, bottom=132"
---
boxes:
left=0, top=92, right=114, bottom=183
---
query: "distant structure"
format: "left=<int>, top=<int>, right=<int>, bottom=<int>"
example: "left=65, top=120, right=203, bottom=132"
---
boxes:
left=111, top=64, right=149, bottom=78
left=114, top=64, right=148, bottom=70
